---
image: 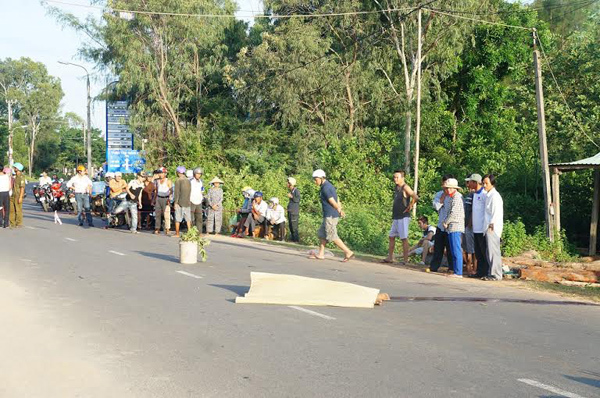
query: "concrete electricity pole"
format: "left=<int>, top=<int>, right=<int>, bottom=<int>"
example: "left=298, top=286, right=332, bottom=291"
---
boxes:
left=59, top=61, right=92, bottom=173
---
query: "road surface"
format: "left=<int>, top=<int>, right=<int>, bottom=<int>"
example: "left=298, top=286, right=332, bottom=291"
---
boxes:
left=0, top=196, right=599, bottom=397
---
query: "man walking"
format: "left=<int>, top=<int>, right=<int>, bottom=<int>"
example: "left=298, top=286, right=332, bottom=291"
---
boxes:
left=469, top=174, right=489, bottom=278
left=441, top=178, right=465, bottom=278
left=383, top=170, right=418, bottom=264
left=173, top=166, right=192, bottom=238
left=310, top=169, right=354, bottom=262
left=429, top=175, right=454, bottom=272
left=9, top=163, right=26, bottom=228
left=67, top=165, right=94, bottom=227
left=190, top=167, right=204, bottom=233
left=286, top=177, right=300, bottom=242
left=0, top=167, right=11, bottom=228
left=482, top=174, right=504, bottom=281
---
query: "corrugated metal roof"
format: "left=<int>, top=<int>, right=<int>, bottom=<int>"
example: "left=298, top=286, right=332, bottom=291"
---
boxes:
left=550, top=152, right=600, bottom=168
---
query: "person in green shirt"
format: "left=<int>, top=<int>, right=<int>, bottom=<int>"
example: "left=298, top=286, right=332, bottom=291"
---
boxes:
left=10, top=163, right=26, bottom=228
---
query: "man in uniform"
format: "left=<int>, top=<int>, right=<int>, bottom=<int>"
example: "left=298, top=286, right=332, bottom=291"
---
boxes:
left=10, top=163, right=26, bottom=228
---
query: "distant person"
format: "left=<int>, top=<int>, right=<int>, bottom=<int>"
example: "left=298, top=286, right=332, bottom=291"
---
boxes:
left=190, top=167, right=204, bottom=233
left=232, top=187, right=254, bottom=237
left=126, top=172, right=145, bottom=233
left=309, top=169, right=354, bottom=262
left=267, top=197, right=286, bottom=241
left=429, top=174, right=454, bottom=273
left=141, top=171, right=156, bottom=229
left=382, top=170, right=418, bottom=264
left=0, top=167, right=11, bottom=228
left=206, top=177, right=224, bottom=234
left=463, top=176, right=476, bottom=275
left=67, top=165, right=94, bottom=227
left=441, top=178, right=465, bottom=278
left=173, top=166, right=192, bottom=238
left=408, top=216, right=436, bottom=265
left=39, top=172, right=52, bottom=186
left=240, top=191, right=268, bottom=237
left=470, top=174, right=488, bottom=278
left=153, top=167, right=172, bottom=235
left=10, top=163, right=26, bottom=228
left=286, top=177, right=300, bottom=242
left=482, top=174, right=504, bottom=281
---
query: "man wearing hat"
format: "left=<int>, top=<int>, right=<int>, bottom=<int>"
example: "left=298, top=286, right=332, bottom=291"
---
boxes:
left=441, top=178, right=465, bottom=278
left=286, top=177, right=301, bottom=242
left=126, top=171, right=146, bottom=233
left=267, top=197, right=287, bottom=241
left=190, top=167, right=204, bottom=233
left=173, top=166, right=192, bottom=238
left=240, top=191, right=268, bottom=237
left=429, top=175, right=455, bottom=273
left=206, top=177, right=224, bottom=234
left=10, top=163, right=26, bottom=228
left=470, top=173, right=489, bottom=278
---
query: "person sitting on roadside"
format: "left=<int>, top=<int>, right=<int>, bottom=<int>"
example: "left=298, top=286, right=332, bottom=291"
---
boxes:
left=266, top=197, right=287, bottom=241
left=408, top=216, right=436, bottom=265
left=239, top=191, right=268, bottom=238
left=109, top=172, right=128, bottom=203
left=232, top=187, right=254, bottom=237
left=173, top=166, right=192, bottom=238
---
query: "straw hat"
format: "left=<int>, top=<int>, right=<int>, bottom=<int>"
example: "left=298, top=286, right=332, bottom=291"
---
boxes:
left=210, top=177, right=224, bottom=185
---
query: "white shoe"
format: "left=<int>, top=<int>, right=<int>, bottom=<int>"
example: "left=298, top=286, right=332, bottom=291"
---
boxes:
left=447, top=274, right=463, bottom=279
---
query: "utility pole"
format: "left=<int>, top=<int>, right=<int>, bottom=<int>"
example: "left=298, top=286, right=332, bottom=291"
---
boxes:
left=412, top=8, right=423, bottom=217
left=58, top=61, right=92, bottom=174
left=532, top=29, right=554, bottom=241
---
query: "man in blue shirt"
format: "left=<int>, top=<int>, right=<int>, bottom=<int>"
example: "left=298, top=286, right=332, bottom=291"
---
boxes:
left=309, top=169, right=354, bottom=262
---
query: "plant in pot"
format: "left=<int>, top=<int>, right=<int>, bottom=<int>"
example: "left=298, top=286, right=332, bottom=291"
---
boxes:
left=179, top=226, right=210, bottom=264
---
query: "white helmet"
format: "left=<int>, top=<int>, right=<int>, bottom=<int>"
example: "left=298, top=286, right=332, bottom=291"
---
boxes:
left=269, top=197, right=279, bottom=205
left=105, top=172, right=115, bottom=179
left=115, top=172, right=123, bottom=177
left=312, top=169, right=326, bottom=178
left=246, top=189, right=256, bottom=198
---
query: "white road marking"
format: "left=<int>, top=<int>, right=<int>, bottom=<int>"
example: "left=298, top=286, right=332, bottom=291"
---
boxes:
left=20, top=259, right=33, bottom=262
left=518, top=379, right=587, bottom=398
left=65, top=238, right=77, bottom=242
left=176, top=270, right=203, bottom=279
left=108, top=250, right=125, bottom=256
left=25, top=226, right=36, bottom=230
left=288, top=306, right=336, bottom=320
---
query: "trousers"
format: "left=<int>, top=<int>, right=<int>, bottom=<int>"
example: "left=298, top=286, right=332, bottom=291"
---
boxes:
left=191, top=203, right=203, bottom=232
left=486, top=230, right=503, bottom=280
left=0, top=191, right=10, bottom=227
left=448, top=232, right=463, bottom=276
left=154, top=197, right=171, bottom=231
left=288, top=211, right=299, bottom=242
left=429, top=228, right=453, bottom=272
left=474, top=232, right=489, bottom=277
left=207, top=209, right=222, bottom=234
left=9, top=196, right=23, bottom=227
left=75, top=193, right=93, bottom=225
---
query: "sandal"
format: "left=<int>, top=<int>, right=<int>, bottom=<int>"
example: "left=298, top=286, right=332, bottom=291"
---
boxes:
left=380, top=258, right=394, bottom=264
left=308, top=255, right=325, bottom=260
left=342, top=253, right=355, bottom=263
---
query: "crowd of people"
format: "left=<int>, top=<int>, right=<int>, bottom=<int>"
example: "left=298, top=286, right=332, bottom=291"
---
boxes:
left=2, top=162, right=504, bottom=281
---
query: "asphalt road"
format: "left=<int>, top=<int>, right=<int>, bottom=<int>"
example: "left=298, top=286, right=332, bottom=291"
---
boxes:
left=1, top=196, right=599, bottom=397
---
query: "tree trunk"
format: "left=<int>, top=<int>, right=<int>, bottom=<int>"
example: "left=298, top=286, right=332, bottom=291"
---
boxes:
left=7, top=101, right=13, bottom=166
left=404, top=109, right=412, bottom=175
left=344, top=69, right=355, bottom=136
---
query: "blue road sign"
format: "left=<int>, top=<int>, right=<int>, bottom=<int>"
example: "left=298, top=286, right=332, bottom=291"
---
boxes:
left=107, top=149, right=146, bottom=174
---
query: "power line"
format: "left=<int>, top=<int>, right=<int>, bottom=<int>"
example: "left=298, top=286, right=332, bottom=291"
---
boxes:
left=429, top=0, right=599, bottom=16
left=43, top=0, right=415, bottom=19
left=535, top=33, right=599, bottom=149
left=423, top=7, right=534, bottom=31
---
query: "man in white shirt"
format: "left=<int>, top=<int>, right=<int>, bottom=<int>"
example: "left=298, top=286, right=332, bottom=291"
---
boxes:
left=67, top=165, right=93, bottom=227
left=190, top=167, right=204, bottom=233
left=0, top=167, right=11, bottom=228
left=482, top=174, right=504, bottom=281
left=267, top=197, right=287, bottom=241
left=39, top=172, right=52, bottom=186
left=240, top=191, right=268, bottom=237
left=468, top=174, right=489, bottom=278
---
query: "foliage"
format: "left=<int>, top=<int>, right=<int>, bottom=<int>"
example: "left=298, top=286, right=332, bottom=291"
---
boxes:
left=502, top=220, right=577, bottom=262
left=180, top=226, right=211, bottom=262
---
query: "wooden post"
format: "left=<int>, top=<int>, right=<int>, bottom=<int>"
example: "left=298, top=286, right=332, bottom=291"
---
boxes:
left=533, top=34, right=554, bottom=241
left=551, top=168, right=561, bottom=233
left=412, top=8, right=423, bottom=217
left=589, top=169, right=600, bottom=256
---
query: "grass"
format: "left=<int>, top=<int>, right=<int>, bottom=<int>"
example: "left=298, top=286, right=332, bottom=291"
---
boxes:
left=526, top=281, right=600, bottom=302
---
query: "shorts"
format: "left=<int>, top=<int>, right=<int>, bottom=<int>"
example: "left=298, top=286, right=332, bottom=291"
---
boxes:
left=317, top=217, right=339, bottom=242
left=175, top=206, right=191, bottom=223
left=462, top=227, right=475, bottom=254
left=389, top=218, right=410, bottom=239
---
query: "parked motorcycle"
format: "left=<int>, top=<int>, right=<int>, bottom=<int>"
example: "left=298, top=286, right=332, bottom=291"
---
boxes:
left=38, top=184, right=51, bottom=212
left=107, top=193, right=131, bottom=229
left=91, top=193, right=107, bottom=217
left=49, top=181, right=65, bottom=212
left=64, top=187, right=78, bottom=214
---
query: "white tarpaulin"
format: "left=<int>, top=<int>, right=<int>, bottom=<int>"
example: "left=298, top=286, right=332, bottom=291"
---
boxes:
left=235, top=272, right=380, bottom=308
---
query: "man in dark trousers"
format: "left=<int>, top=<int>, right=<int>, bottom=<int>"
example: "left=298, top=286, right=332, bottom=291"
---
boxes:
left=428, top=174, right=454, bottom=273
left=286, top=177, right=300, bottom=242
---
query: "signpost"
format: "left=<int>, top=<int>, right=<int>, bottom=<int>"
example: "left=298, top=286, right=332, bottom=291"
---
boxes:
left=106, top=99, right=145, bottom=173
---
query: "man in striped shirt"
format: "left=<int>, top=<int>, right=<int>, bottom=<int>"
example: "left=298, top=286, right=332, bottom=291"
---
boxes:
left=441, top=178, right=465, bottom=278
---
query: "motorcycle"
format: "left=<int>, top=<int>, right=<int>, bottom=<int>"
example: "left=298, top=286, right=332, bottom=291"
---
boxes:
left=38, top=184, right=51, bottom=212
left=64, top=187, right=78, bottom=214
left=32, top=185, right=42, bottom=203
left=91, top=193, right=107, bottom=217
left=107, top=192, right=131, bottom=229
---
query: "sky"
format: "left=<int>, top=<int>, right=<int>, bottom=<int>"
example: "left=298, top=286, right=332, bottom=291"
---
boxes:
left=0, top=0, right=263, bottom=136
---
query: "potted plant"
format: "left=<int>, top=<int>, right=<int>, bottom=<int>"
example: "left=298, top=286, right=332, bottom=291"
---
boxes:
left=179, top=226, right=210, bottom=264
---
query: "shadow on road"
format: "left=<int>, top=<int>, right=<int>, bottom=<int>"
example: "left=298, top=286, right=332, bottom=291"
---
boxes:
left=565, top=372, right=600, bottom=388
left=212, top=239, right=306, bottom=258
left=135, top=251, right=179, bottom=263
left=209, top=284, right=249, bottom=296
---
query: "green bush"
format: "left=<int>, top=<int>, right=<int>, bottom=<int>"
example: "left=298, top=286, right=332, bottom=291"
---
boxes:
left=502, top=220, right=577, bottom=262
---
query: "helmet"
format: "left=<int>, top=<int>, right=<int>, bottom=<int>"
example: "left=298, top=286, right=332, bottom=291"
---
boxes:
left=176, top=166, right=186, bottom=174
left=254, top=191, right=263, bottom=198
left=193, top=167, right=203, bottom=175
left=13, top=162, right=24, bottom=171
left=185, top=170, right=193, bottom=178
left=246, top=189, right=256, bottom=197
left=287, top=177, right=297, bottom=186
left=77, top=165, right=85, bottom=172
left=105, top=172, right=115, bottom=179
left=115, top=172, right=123, bottom=177
left=312, top=169, right=326, bottom=178
left=269, top=197, right=279, bottom=204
